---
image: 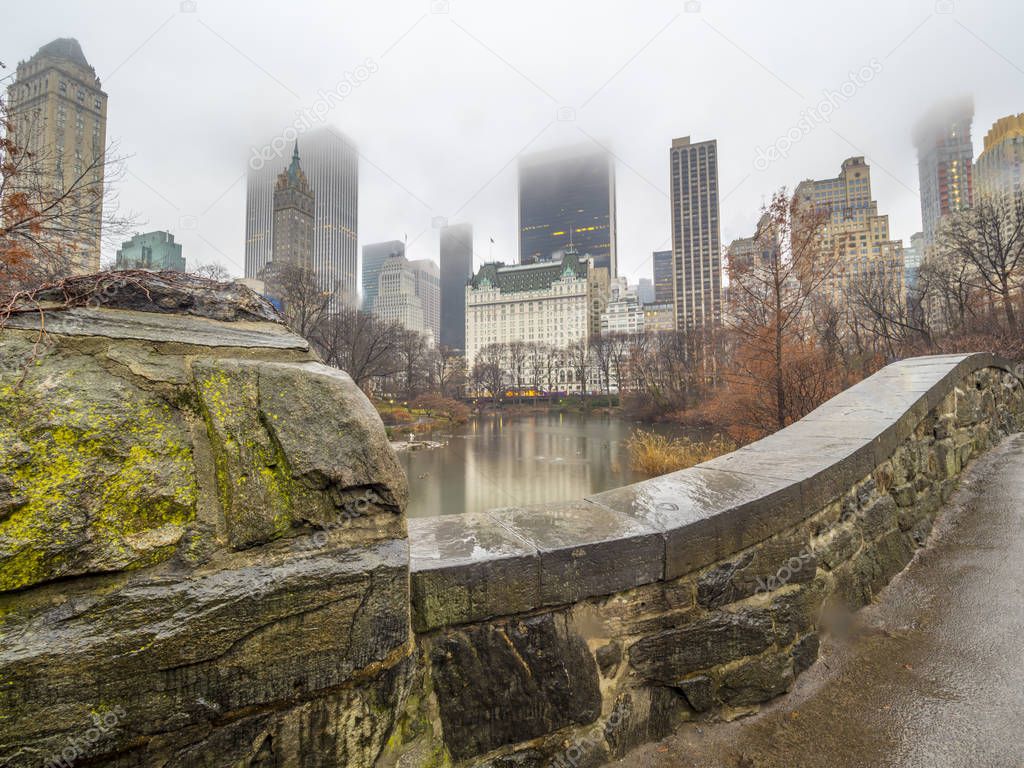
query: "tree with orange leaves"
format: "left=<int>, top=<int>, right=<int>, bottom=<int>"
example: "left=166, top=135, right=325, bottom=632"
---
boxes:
left=722, top=189, right=839, bottom=438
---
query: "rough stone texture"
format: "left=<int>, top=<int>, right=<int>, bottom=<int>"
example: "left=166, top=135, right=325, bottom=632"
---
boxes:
left=425, top=611, right=601, bottom=760
left=391, top=355, right=1024, bottom=767
left=0, top=276, right=410, bottom=768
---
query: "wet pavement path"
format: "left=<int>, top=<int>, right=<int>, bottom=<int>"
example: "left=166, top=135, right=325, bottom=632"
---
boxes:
left=615, top=433, right=1024, bottom=768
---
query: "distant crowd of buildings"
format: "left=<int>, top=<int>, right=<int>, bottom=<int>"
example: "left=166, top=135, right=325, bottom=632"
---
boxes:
left=6, top=39, right=1024, bottom=392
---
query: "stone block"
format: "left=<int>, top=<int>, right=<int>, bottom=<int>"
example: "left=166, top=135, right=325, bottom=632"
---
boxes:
left=410, top=513, right=540, bottom=631
left=489, top=500, right=664, bottom=606
left=717, top=651, right=794, bottom=707
left=426, top=611, right=601, bottom=760
left=696, top=530, right=815, bottom=607
left=628, top=609, right=774, bottom=685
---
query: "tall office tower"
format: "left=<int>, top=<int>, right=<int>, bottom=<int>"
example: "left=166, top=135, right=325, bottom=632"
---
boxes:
left=795, top=157, right=905, bottom=306
left=245, top=127, right=358, bottom=305
left=669, top=137, right=722, bottom=332
left=410, top=259, right=441, bottom=344
left=975, top=114, right=1024, bottom=201
left=362, top=240, right=405, bottom=312
left=6, top=38, right=108, bottom=274
left=517, top=144, right=617, bottom=274
left=373, top=255, right=439, bottom=344
left=652, top=249, right=673, bottom=303
left=115, top=231, right=185, bottom=272
left=271, top=143, right=315, bottom=268
left=439, top=222, right=474, bottom=350
left=914, top=99, right=974, bottom=250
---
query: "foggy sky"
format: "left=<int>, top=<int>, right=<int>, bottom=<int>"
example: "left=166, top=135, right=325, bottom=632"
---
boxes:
left=3, top=0, right=1022, bottom=286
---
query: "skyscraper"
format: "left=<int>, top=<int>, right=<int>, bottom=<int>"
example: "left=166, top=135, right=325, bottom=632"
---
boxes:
left=245, top=127, right=358, bottom=305
left=652, top=249, right=673, bottom=303
left=6, top=38, right=107, bottom=274
left=271, top=143, right=315, bottom=268
left=362, top=240, right=405, bottom=312
left=439, top=222, right=474, bottom=350
left=914, top=99, right=974, bottom=249
left=517, top=144, right=617, bottom=275
left=794, top=156, right=904, bottom=307
left=975, top=114, right=1024, bottom=201
left=373, top=255, right=440, bottom=344
left=411, top=259, right=441, bottom=344
left=669, top=136, right=722, bottom=331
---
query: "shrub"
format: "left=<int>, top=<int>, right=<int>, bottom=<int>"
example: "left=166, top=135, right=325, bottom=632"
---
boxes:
left=626, top=430, right=736, bottom=477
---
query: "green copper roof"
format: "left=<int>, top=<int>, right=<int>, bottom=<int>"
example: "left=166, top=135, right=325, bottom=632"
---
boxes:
left=470, top=249, right=589, bottom=293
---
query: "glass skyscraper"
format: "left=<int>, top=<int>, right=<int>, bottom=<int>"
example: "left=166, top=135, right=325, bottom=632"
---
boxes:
left=517, top=144, right=617, bottom=275
left=440, top=222, right=473, bottom=350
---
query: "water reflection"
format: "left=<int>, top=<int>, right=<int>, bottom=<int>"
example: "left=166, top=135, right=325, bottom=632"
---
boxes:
left=398, top=412, right=692, bottom=518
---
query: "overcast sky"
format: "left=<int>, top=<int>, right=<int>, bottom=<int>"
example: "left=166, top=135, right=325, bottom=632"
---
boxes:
left=4, top=0, right=1023, bottom=284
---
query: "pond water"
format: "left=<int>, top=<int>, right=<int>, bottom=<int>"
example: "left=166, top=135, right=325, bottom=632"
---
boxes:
left=397, top=412, right=708, bottom=518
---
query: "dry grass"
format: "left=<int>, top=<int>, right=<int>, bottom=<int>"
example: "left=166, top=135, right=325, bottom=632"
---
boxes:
left=626, top=430, right=736, bottom=477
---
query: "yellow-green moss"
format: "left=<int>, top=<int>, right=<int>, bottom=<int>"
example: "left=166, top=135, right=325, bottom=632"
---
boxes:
left=0, top=374, right=198, bottom=592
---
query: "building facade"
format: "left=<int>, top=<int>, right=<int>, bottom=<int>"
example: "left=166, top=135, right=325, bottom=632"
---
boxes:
left=465, top=248, right=607, bottom=372
left=374, top=256, right=427, bottom=338
left=440, top=222, right=474, bottom=350
left=642, top=302, right=675, bottom=333
left=652, top=249, right=673, bottom=303
left=598, top=294, right=638, bottom=333
left=411, top=259, right=441, bottom=344
left=670, top=137, right=722, bottom=332
left=795, top=156, right=904, bottom=307
left=271, top=143, right=315, bottom=269
left=115, top=231, right=185, bottom=272
left=362, top=240, right=405, bottom=312
left=914, top=99, right=974, bottom=250
left=373, top=255, right=440, bottom=344
left=6, top=38, right=108, bottom=274
left=517, top=144, right=617, bottom=275
left=975, top=114, right=1024, bottom=202
left=245, top=127, right=358, bottom=306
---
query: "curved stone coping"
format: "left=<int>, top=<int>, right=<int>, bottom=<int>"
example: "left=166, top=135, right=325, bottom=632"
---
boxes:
left=410, top=352, right=1016, bottom=632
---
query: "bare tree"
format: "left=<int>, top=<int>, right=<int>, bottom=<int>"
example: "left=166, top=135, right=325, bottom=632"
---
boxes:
left=938, top=192, right=1024, bottom=331
left=190, top=262, right=232, bottom=282
left=313, top=307, right=403, bottom=391
left=395, top=327, right=430, bottom=398
left=267, top=262, right=333, bottom=338
left=431, top=345, right=467, bottom=399
left=725, top=189, right=836, bottom=432
left=566, top=339, right=590, bottom=397
left=507, top=341, right=529, bottom=402
left=472, top=343, right=507, bottom=404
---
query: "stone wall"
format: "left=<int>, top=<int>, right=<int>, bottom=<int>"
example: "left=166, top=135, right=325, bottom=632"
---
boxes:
left=0, top=275, right=412, bottom=768
left=3, top=279, right=1021, bottom=768
left=393, top=354, right=1024, bottom=767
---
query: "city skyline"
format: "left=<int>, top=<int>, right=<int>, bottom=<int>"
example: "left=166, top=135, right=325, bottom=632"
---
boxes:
left=3, top=1, right=1022, bottom=286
